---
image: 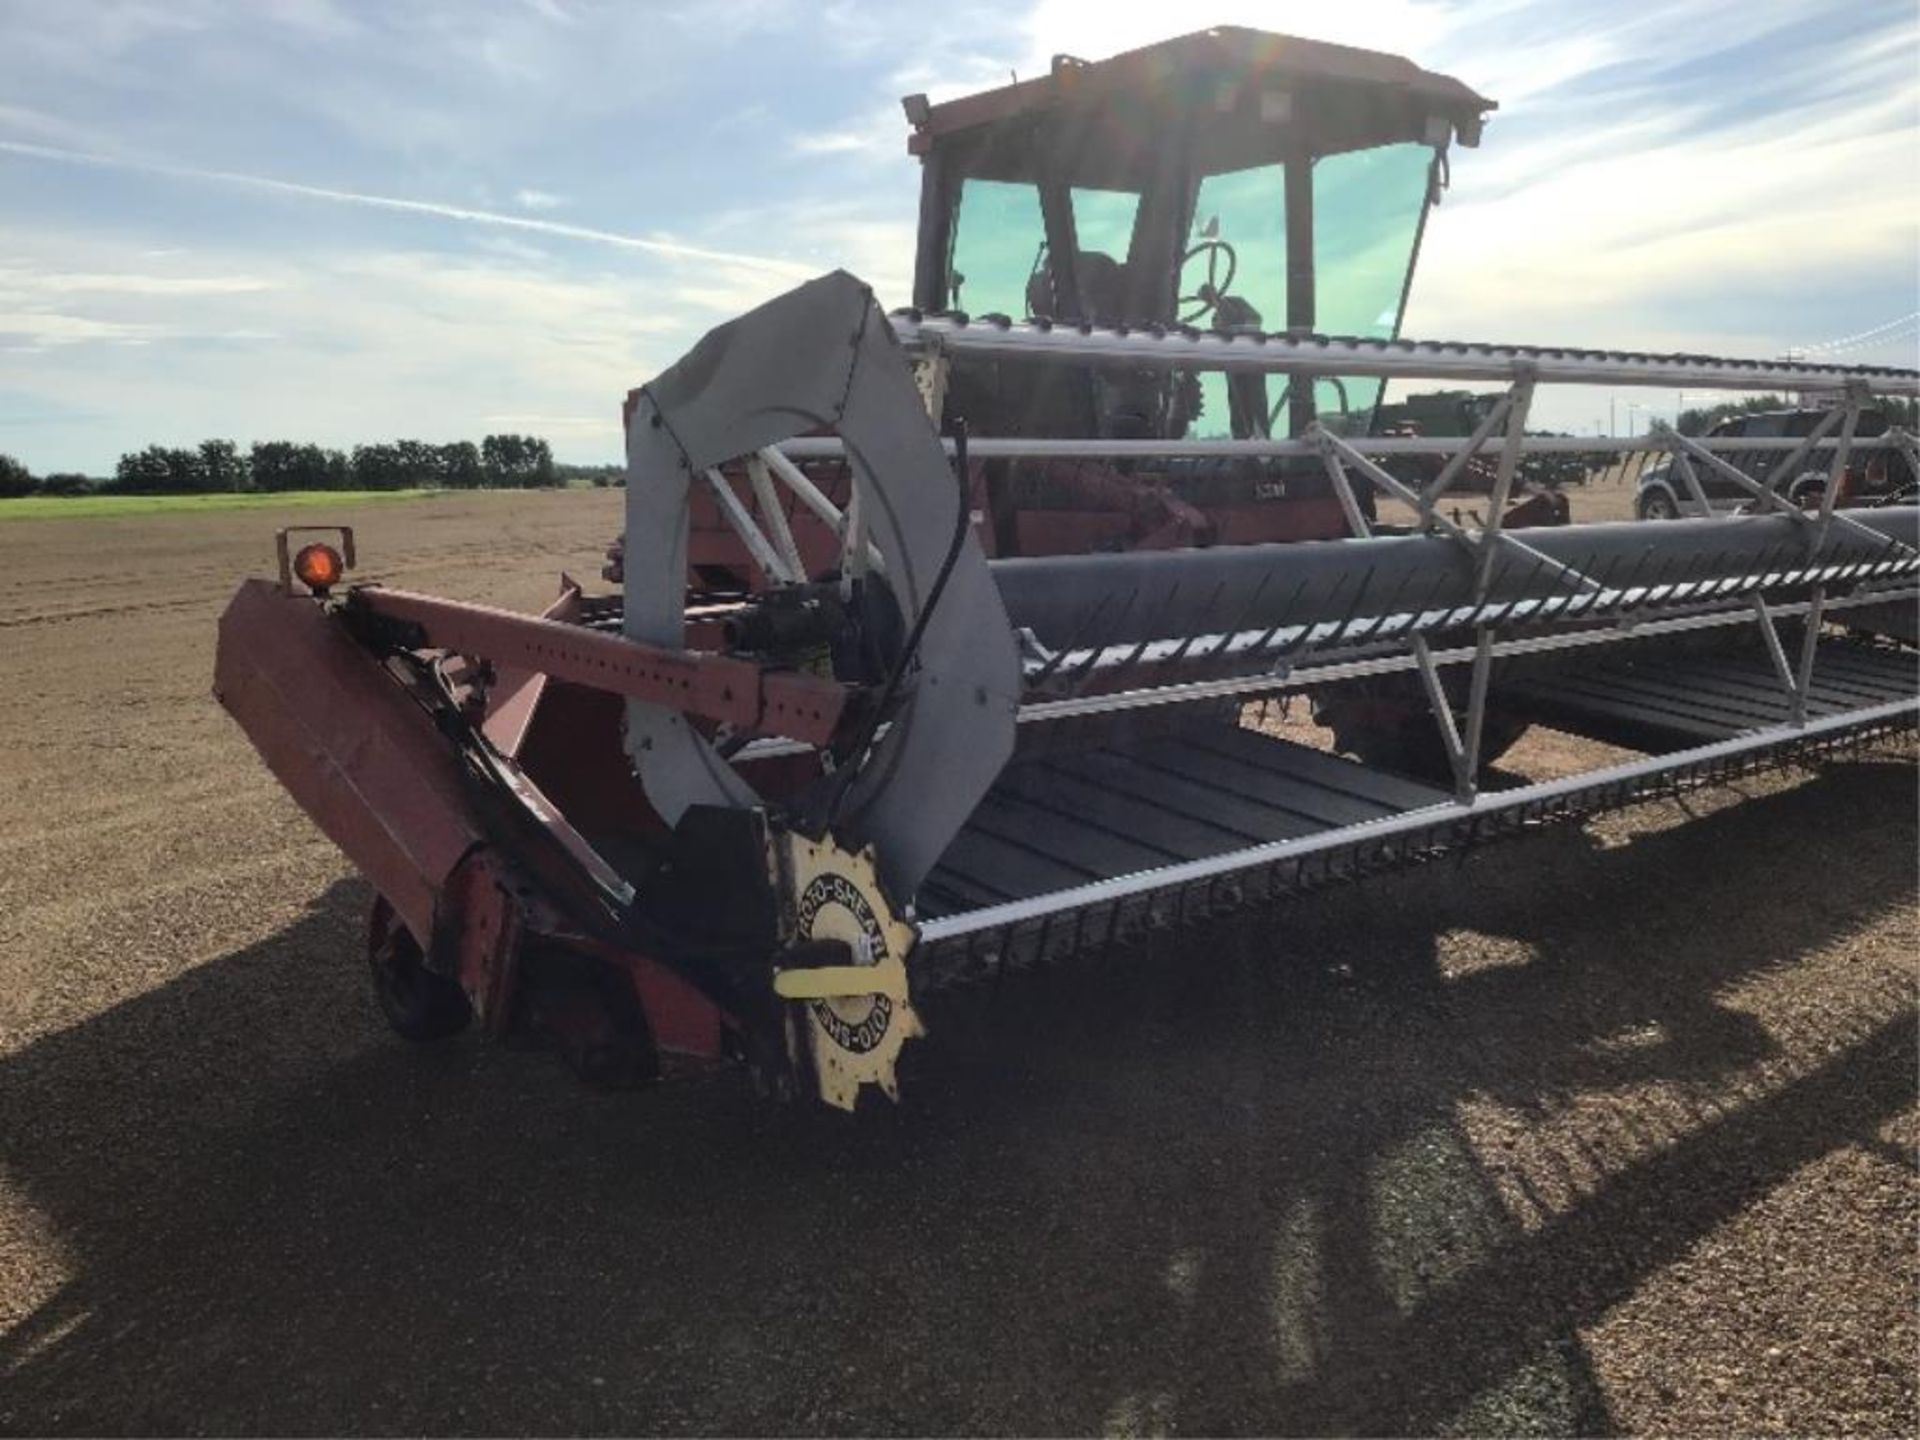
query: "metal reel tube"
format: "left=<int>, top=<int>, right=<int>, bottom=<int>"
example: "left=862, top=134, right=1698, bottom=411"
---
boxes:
left=990, top=508, right=1920, bottom=654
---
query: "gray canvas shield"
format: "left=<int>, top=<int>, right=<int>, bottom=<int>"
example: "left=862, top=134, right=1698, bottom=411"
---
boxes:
left=624, top=271, right=1020, bottom=900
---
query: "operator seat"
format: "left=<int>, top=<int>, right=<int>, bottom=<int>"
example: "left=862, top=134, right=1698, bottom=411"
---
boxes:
left=1022, top=251, right=1168, bottom=439
left=1026, top=250, right=1129, bottom=327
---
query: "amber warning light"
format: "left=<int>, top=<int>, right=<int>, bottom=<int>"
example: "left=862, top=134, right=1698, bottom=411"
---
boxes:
left=293, top=542, right=345, bottom=593
left=274, top=525, right=355, bottom=595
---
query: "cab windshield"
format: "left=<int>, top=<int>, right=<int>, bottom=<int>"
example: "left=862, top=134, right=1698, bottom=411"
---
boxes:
left=1181, top=162, right=1286, bottom=439
left=946, top=178, right=1144, bottom=323
left=1314, top=142, right=1432, bottom=433
left=943, top=141, right=1436, bottom=438
left=1182, top=143, right=1432, bottom=438
left=947, top=178, right=1045, bottom=319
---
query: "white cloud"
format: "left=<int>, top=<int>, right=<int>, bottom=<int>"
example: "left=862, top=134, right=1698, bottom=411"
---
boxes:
left=0, top=213, right=895, bottom=468
left=1408, top=29, right=1919, bottom=347
left=0, top=268, right=278, bottom=297
left=1, top=0, right=1913, bottom=471
left=0, top=257, right=285, bottom=353
left=791, top=130, right=881, bottom=156
left=0, top=310, right=276, bottom=349
left=0, top=312, right=155, bottom=347
left=0, top=138, right=818, bottom=279
left=1017, top=0, right=1451, bottom=77
left=482, top=412, right=614, bottom=433
left=0, top=101, right=121, bottom=153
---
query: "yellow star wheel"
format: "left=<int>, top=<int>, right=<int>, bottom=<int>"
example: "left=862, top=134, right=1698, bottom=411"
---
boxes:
left=773, top=834, right=923, bottom=1110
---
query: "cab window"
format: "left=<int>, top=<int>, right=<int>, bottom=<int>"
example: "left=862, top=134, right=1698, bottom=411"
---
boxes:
left=948, top=178, right=1046, bottom=319
left=1314, top=142, right=1433, bottom=431
left=1184, top=163, right=1287, bottom=329
left=1183, top=163, right=1287, bottom=438
left=1069, top=186, right=1139, bottom=263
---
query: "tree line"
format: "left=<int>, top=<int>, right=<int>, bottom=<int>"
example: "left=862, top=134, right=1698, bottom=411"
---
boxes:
left=0, top=433, right=613, bottom=498
left=0, top=456, right=91, bottom=498
left=117, top=434, right=556, bottom=493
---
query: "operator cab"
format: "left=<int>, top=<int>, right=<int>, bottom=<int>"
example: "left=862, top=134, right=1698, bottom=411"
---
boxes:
left=903, top=27, right=1494, bottom=442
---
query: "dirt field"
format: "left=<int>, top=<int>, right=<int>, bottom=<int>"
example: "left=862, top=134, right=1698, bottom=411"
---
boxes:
left=0, top=483, right=1913, bottom=1436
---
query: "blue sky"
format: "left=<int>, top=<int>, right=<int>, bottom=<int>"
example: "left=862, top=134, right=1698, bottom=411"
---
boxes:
left=1, top=0, right=1915, bottom=472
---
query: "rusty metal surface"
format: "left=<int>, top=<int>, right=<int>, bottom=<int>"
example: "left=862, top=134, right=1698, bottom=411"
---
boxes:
left=435, top=849, right=524, bottom=1034
left=213, top=579, right=486, bottom=945
left=214, top=578, right=734, bottom=1070
left=481, top=578, right=582, bottom=758
left=357, top=584, right=849, bottom=746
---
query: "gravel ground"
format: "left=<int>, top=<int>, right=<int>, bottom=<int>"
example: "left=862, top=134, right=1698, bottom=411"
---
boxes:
left=0, top=485, right=1913, bottom=1436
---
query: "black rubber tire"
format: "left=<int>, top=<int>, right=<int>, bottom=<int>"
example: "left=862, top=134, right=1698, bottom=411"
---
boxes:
left=1636, top=487, right=1680, bottom=521
left=1787, top=475, right=1827, bottom=510
left=368, top=900, right=472, bottom=1042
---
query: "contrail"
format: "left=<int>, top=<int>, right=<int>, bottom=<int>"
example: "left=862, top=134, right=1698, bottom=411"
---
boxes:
left=0, top=137, right=818, bottom=279
left=1796, top=310, right=1920, bottom=356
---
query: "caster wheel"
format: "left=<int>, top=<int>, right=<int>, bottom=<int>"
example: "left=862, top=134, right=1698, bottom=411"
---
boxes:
left=368, top=897, right=472, bottom=1042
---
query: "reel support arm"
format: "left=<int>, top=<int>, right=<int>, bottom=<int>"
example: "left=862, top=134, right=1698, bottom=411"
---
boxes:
left=350, top=586, right=851, bottom=746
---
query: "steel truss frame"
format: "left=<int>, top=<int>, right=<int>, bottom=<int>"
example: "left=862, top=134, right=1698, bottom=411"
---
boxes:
left=1302, top=377, right=1906, bottom=799
left=690, top=315, right=1918, bottom=812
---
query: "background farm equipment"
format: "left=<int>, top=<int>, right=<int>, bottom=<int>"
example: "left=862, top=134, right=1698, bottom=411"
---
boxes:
left=215, top=28, right=1920, bottom=1112
left=1635, top=405, right=1920, bottom=520
left=1374, top=390, right=1588, bottom=502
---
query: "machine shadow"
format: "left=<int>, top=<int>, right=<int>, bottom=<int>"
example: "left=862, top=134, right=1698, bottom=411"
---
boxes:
left=0, top=757, right=1913, bottom=1436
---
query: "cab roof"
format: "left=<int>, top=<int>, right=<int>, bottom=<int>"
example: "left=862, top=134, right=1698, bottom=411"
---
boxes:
left=903, top=27, right=1496, bottom=187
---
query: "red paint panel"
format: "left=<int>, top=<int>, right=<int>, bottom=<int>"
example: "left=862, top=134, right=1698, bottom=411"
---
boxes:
left=1206, top=499, right=1349, bottom=544
left=628, top=956, right=727, bottom=1062
left=214, top=580, right=487, bottom=943
left=440, top=849, right=523, bottom=1033
left=482, top=579, right=583, bottom=758
left=1014, top=509, right=1135, bottom=554
left=517, top=682, right=664, bottom=841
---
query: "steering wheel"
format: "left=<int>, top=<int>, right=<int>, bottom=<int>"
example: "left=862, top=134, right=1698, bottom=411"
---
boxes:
left=1178, top=238, right=1240, bottom=323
